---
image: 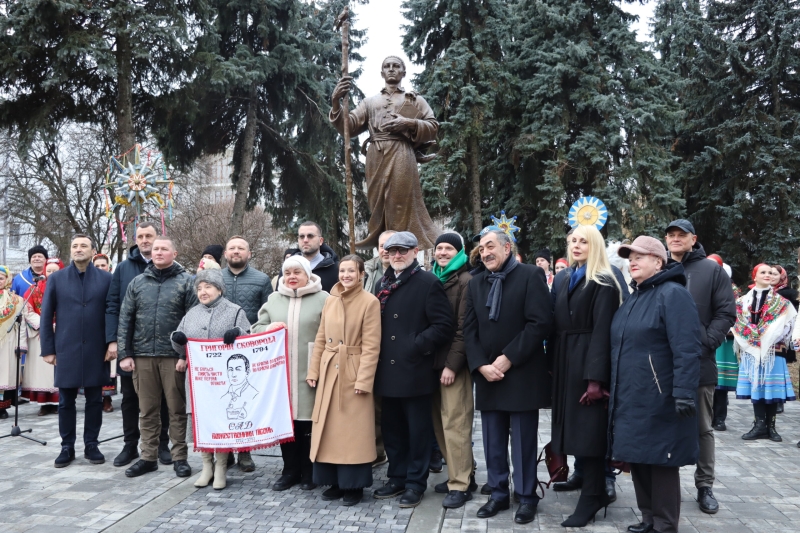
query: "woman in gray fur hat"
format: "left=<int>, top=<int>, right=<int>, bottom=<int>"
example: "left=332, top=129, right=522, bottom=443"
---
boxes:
left=171, top=267, right=251, bottom=490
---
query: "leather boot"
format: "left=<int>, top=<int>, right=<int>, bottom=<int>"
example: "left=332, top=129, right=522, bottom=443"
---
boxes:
left=768, top=415, right=782, bottom=442
left=194, top=453, right=214, bottom=487
left=213, top=452, right=228, bottom=490
left=741, top=416, right=769, bottom=440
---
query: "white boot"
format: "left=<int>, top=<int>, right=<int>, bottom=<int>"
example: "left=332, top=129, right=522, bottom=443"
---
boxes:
left=194, top=452, right=214, bottom=487
left=213, top=452, right=228, bottom=490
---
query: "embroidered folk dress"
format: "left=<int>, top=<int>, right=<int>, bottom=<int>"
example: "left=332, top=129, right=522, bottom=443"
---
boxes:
left=734, top=288, right=797, bottom=404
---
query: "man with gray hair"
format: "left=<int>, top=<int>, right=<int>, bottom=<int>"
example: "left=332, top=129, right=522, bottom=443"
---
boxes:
left=463, top=228, right=553, bottom=524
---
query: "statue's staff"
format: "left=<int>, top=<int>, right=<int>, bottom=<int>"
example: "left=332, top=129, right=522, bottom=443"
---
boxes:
left=335, top=6, right=356, bottom=254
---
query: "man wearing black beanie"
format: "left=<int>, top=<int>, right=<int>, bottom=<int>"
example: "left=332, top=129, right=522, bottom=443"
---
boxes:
left=533, top=249, right=554, bottom=288
left=11, top=244, right=49, bottom=296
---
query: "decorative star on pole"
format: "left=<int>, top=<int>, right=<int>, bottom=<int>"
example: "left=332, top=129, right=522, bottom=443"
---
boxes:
left=490, top=210, right=521, bottom=243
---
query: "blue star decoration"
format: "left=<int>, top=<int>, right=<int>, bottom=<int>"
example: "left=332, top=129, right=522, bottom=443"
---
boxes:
left=568, top=197, right=608, bottom=230
left=490, top=211, right=521, bottom=243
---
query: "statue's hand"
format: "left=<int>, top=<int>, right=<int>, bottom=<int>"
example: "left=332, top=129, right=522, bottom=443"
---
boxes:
left=332, top=76, right=353, bottom=103
left=382, top=113, right=415, bottom=133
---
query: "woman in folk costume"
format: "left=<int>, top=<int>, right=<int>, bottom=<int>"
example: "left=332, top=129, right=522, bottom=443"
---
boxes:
left=20, top=258, right=62, bottom=415
left=252, top=255, right=329, bottom=492
left=735, top=264, right=797, bottom=442
left=306, top=255, right=381, bottom=506
left=0, top=266, right=39, bottom=419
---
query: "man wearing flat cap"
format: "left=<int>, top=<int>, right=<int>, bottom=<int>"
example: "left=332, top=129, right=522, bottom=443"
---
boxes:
left=371, top=231, right=455, bottom=508
left=664, top=219, right=735, bottom=515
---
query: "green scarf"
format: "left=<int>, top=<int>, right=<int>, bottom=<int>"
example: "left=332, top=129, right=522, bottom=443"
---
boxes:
left=432, top=249, right=468, bottom=284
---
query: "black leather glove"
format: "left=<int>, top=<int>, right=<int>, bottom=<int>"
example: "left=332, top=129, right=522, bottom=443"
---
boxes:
left=675, top=397, right=696, bottom=418
left=223, top=328, right=239, bottom=345
left=172, top=331, right=188, bottom=346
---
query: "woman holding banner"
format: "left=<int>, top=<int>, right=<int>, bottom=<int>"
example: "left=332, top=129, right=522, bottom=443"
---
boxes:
left=171, top=267, right=250, bottom=490
left=252, top=255, right=329, bottom=492
left=306, top=255, right=381, bottom=506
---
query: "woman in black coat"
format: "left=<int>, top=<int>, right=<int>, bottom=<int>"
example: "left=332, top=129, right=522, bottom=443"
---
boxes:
left=610, top=236, right=703, bottom=533
left=551, top=225, right=622, bottom=528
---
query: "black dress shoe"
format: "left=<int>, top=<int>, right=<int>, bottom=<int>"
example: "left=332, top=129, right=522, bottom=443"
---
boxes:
left=514, top=503, right=537, bottom=524
left=442, top=490, right=471, bottom=509
left=697, top=487, right=719, bottom=514
left=300, top=481, right=317, bottom=490
left=342, top=489, right=363, bottom=506
left=158, top=443, right=173, bottom=465
left=173, top=459, right=192, bottom=477
left=373, top=481, right=404, bottom=499
left=54, top=446, right=75, bottom=468
left=606, top=478, right=617, bottom=503
left=480, top=483, right=492, bottom=495
left=476, top=498, right=510, bottom=518
left=272, top=474, right=300, bottom=491
left=125, top=459, right=158, bottom=477
left=628, top=522, right=654, bottom=533
left=434, top=480, right=448, bottom=494
left=398, top=488, right=423, bottom=508
left=113, top=444, right=139, bottom=467
left=429, top=449, right=443, bottom=473
left=712, top=420, right=726, bottom=431
left=552, top=473, right=583, bottom=491
left=84, top=444, right=105, bottom=464
left=322, top=485, right=344, bottom=500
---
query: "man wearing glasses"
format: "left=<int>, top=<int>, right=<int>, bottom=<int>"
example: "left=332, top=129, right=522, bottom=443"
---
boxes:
left=294, top=221, right=339, bottom=292
left=371, top=231, right=454, bottom=508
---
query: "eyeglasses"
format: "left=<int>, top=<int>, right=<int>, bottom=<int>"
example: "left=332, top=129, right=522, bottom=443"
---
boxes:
left=387, top=248, right=411, bottom=256
left=298, top=234, right=318, bottom=241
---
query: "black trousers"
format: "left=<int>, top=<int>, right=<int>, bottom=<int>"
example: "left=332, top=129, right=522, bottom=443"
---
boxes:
left=120, top=375, right=169, bottom=446
left=381, top=395, right=434, bottom=492
left=712, top=389, right=728, bottom=423
left=481, top=409, right=540, bottom=505
left=280, top=420, right=313, bottom=482
left=630, top=463, right=681, bottom=533
left=59, top=386, right=102, bottom=448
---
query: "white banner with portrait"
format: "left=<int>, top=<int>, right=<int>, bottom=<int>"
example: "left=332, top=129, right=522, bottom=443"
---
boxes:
left=186, top=327, right=294, bottom=452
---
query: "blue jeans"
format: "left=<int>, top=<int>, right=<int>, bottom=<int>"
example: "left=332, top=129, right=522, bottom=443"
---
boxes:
left=574, top=456, right=616, bottom=481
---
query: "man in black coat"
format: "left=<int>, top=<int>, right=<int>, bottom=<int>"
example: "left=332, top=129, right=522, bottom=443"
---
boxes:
left=464, top=229, right=553, bottom=525
left=372, top=231, right=454, bottom=508
left=105, top=222, right=171, bottom=468
left=294, top=221, right=339, bottom=292
left=665, top=219, right=736, bottom=515
left=41, top=234, right=113, bottom=468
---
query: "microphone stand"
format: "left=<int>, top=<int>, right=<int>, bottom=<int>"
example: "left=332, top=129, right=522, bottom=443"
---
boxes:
left=0, top=280, right=47, bottom=445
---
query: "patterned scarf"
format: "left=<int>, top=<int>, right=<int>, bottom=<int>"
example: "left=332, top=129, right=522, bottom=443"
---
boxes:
left=376, top=261, right=421, bottom=313
left=733, top=288, right=796, bottom=385
left=0, top=266, right=21, bottom=342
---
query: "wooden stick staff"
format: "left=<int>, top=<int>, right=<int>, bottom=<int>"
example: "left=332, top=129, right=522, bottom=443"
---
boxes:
left=335, top=6, right=356, bottom=254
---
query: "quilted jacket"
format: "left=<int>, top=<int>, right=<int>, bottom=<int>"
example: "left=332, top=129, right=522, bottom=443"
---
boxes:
left=221, top=265, right=273, bottom=324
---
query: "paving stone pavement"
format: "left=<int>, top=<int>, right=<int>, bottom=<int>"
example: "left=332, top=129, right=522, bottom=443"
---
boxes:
left=2, top=394, right=800, bottom=532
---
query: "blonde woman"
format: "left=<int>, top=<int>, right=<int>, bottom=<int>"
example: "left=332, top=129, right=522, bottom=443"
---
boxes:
left=550, top=225, right=622, bottom=527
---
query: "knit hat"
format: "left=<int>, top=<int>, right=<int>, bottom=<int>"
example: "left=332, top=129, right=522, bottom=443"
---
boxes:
left=434, top=232, right=463, bottom=252
left=282, top=255, right=312, bottom=279
left=202, top=244, right=223, bottom=264
left=28, top=245, right=48, bottom=262
left=195, top=268, right=225, bottom=294
left=533, top=248, right=552, bottom=265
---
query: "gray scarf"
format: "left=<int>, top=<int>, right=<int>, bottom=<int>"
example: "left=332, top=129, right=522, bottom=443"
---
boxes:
left=485, top=255, right=519, bottom=321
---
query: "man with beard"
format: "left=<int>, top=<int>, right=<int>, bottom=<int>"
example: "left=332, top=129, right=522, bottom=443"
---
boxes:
left=292, top=221, right=339, bottom=292
left=221, top=235, right=273, bottom=472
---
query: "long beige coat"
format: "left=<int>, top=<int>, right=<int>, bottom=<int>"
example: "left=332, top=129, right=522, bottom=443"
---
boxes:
left=307, top=282, right=381, bottom=464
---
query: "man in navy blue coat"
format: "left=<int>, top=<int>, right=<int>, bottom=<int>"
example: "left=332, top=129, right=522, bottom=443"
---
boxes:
left=41, top=234, right=113, bottom=468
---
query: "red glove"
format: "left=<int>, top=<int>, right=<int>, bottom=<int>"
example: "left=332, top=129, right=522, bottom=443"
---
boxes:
left=579, top=380, right=610, bottom=405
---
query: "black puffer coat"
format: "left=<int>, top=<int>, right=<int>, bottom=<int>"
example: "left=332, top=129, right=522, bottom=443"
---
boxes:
left=105, top=245, right=149, bottom=377
left=668, top=243, right=736, bottom=386
left=608, top=263, right=702, bottom=467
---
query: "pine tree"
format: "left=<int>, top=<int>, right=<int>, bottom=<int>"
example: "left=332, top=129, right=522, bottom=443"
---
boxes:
left=505, top=0, right=683, bottom=256
left=654, top=0, right=800, bottom=279
left=402, top=0, right=513, bottom=236
left=152, top=0, right=367, bottom=247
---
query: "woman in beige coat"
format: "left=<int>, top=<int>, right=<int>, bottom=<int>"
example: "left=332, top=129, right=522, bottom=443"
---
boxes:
left=306, top=255, right=381, bottom=506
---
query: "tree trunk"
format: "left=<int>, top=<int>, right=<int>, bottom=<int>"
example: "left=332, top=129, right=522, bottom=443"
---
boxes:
left=468, top=135, right=482, bottom=234
left=229, top=83, right=258, bottom=237
left=115, top=26, right=136, bottom=244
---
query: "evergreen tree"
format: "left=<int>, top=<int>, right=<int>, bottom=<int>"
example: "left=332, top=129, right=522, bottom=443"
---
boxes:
left=153, top=0, right=367, bottom=247
left=505, top=0, right=683, bottom=257
left=654, top=0, right=800, bottom=279
left=402, top=0, right=513, bottom=235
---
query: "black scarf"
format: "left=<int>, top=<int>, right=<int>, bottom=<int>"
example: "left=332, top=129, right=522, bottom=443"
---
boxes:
left=376, top=260, right=422, bottom=314
left=485, top=254, right=519, bottom=321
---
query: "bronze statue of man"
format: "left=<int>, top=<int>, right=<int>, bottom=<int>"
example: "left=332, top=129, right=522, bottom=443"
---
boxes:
left=330, top=56, right=440, bottom=250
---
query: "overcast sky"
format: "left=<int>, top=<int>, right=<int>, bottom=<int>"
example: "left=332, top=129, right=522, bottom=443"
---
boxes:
left=352, top=1, right=657, bottom=96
